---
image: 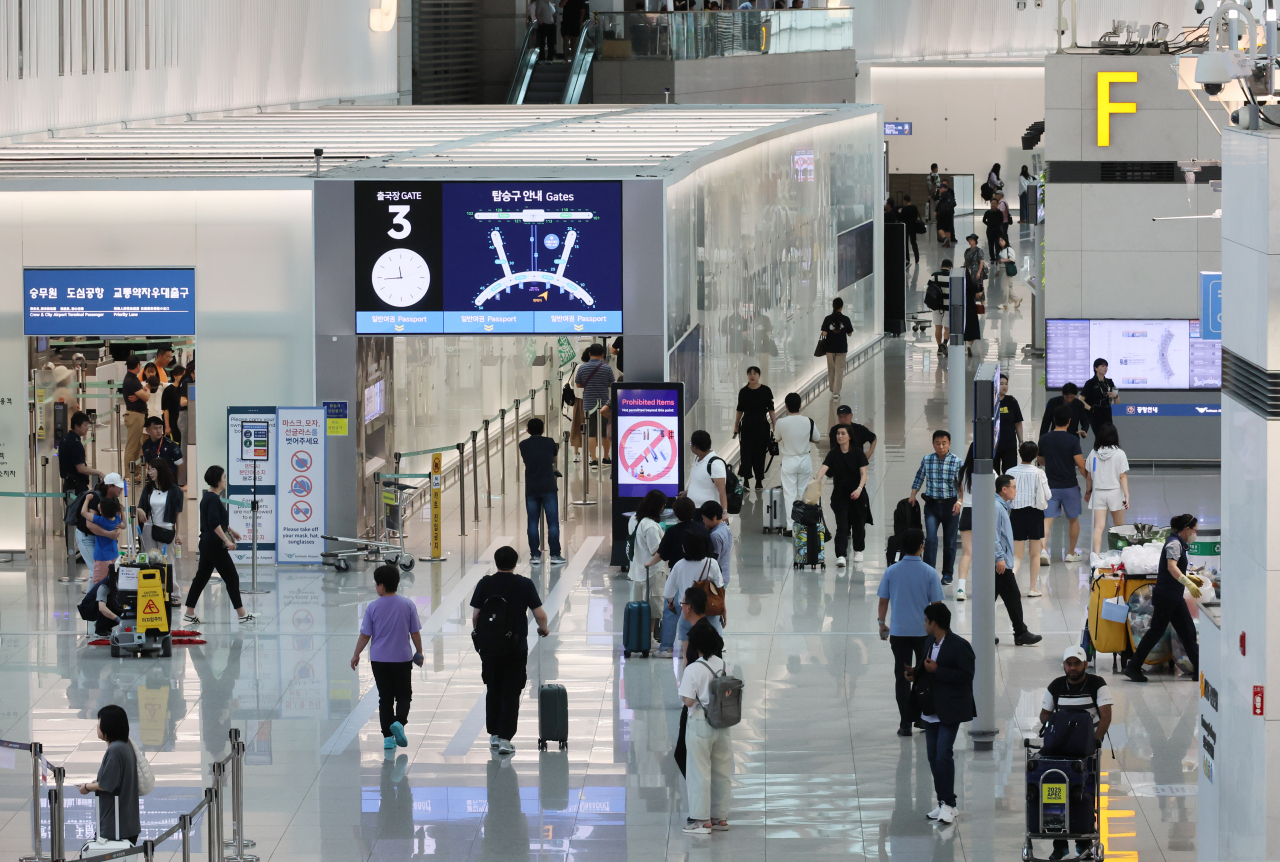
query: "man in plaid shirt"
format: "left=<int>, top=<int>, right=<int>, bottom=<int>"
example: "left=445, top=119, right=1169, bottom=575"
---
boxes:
left=908, top=430, right=963, bottom=584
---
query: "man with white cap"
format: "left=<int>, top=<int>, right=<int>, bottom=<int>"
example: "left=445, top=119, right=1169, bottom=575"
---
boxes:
left=1038, top=645, right=1113, bottom=859
left=73, top=473, right=127, bottom=586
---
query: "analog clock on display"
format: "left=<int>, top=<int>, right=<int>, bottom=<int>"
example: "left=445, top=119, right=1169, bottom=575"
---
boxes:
left=372, top=248, right=431, bottom=307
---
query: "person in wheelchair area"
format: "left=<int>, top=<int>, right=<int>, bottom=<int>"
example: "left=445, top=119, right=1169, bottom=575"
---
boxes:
left=1038, top=646, right=1113, bottom=860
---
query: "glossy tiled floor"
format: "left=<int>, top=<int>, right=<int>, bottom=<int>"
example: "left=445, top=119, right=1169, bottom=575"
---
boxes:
left=0, top=215, right=1207, bottom=861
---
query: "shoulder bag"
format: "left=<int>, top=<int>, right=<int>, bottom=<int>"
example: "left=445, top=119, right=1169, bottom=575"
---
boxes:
left=814, top=332, right=828, bottom=357
left=692, top=559, right=726, bottom=617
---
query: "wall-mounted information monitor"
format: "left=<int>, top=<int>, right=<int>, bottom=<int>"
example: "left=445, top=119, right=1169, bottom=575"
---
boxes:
left=1046, top=319, right=1221, bottom=390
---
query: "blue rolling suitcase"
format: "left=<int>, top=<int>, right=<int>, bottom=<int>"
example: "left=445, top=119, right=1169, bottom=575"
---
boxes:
left=623, top=565, right=653, bottom=658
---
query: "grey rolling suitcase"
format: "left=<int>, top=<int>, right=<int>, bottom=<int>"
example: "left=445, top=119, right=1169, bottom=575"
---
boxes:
left=763, top=487, right=786, bottom=533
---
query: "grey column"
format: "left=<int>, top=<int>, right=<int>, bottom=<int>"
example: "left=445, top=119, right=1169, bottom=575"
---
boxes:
left=313, top=180, right=359, bottom=539
left=621, top=179, right=666, bottom=382
left=968, top=361, right=998, bottom=751
left=948, top=273, right=966, bottom=447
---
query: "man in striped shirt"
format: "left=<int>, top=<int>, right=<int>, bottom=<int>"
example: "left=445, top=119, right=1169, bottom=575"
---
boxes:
left=1039, top=645, right=1112, bottom=859
left=574, top=343, right=616, bottom=468
left=908, top=430, right=963, bottom=584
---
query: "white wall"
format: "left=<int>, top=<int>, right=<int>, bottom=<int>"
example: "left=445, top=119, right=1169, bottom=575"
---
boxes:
left=0, top=0, right=398, bottom=142
left=869, top=64, right=1044, bottom=207
left=0, top=189, right=316, bottom=551
left=1043, top=52, right=1221, bottom=320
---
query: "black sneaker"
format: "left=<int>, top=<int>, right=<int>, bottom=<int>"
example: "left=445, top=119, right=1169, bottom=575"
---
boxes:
left=1014, top=632, right=1043, bottom=646
left=589, top=459, right=599, bottom=467
left=940, top=575, right=953, bottom=585
left=782, top=529, right=793, bottom=537
left=754, top=482, right=764, bottom=490
left=602, top=457, right=613, bottom=465
left=897, top=725, right=912, bottom=737
left=1122, top=662, right=1149, bottom=683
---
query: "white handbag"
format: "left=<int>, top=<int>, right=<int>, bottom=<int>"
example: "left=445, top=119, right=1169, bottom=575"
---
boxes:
left=80, top=795, right=133, bottom=858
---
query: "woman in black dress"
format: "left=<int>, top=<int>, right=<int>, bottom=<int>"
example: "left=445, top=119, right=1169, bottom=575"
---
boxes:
left=962, top=234, right=985, bottom=352
left=733, top=366, right=775, bottom=489
left=820, top=298, right=854, bottom=399
left=814, top=426, right=870, bottom=568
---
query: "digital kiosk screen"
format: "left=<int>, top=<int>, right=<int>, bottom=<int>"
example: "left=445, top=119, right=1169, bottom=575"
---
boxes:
left=614, top=386, right=683, bottom=499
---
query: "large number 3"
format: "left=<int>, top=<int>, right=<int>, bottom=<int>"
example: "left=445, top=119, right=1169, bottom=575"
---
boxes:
left=387, top=205, right=411, bottom=239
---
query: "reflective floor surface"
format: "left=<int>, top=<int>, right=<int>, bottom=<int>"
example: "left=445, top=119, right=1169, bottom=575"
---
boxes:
left=0, top=215, right=1206, bottom=860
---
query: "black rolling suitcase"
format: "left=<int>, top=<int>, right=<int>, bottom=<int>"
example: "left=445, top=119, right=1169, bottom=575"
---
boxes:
left=622, top=566, right=653, bottom=658
left=538, top=683, right=569, bottom=751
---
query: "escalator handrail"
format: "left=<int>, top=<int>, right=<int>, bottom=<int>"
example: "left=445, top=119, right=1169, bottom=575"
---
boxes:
left=507, top=23, right=541, bottom=104
left=562, top=19, right=600, bottom=104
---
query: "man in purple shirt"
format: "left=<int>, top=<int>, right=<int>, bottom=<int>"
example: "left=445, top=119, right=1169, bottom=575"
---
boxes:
left=351, top=565, right=424, bottom=751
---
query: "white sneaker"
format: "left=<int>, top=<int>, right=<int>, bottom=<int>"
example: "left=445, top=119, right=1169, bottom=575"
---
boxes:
left=497, top=739, right=515, bottom=754
left=1039, top=551, right=1051, bottom=566
left=1064, top=551, right=1082, bottom=563
left=836, top=556, right=847, bottom=567
left=237, top=613, right=257, bottom=625
left=490, top=734, right=500, bottom=749
left=937, top=803, right=956, bottom=824
left=853, top=552, right=864, bottom=563
left=926, top=805, right=943, bottom=820
left=955, top=580, right=967, bottom=601
left=656, top=648, right=674, bottom=658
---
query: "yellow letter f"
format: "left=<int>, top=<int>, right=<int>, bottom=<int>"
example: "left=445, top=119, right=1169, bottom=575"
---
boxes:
left=1097, top=71, right=1138, bottom=147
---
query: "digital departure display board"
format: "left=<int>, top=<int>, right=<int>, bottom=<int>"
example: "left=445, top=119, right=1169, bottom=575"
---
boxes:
left=354, top=181, right=623, bottom=335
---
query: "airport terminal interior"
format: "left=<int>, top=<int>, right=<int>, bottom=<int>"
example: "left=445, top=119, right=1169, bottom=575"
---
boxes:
left=0, top=1, right=1265, bottom=861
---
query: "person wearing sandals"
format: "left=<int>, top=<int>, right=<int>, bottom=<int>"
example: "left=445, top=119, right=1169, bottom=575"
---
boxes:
left=679, top=623, right=733, bottom=834
left=182, top=465, right=255, bottom=626
left=137, top=459, right=182, bottom=560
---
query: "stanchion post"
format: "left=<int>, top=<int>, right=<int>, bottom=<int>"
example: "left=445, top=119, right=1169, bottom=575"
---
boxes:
left=223, top=729, right=258, bottom=862
left=561, top=431, right=569, bottom=513
left=499, top=408, right=507, bottom=496
left=483, top=420, right=492, bottom=508
left=456, top=443, right=467, bottom=537
left=572, top=410, right=597, bottom=506
left=513, top=399, right=521, bottom=492
left=211, top=761, right=226, bottom=862
left=392, top=453, right=406, bottom=560
left=20, top=742, right=42, bottom=862
left=470, top=431, right=480, bottom=522
left=180, top=811, right=192, bottom=862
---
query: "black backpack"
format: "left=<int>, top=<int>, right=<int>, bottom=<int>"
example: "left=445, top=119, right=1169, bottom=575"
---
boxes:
left=1041, top=708, right=1095, bottom=758
left=924, top=273, right=948, bottom=311
left=65, top=489, right=93, bottom=527
left=892, top=497, right=921, bottom=536
left=980, top=181, right=993, bottom=201
left=937, top=196, right=955, bottom=218
left=472, top=590, right=517, bottom=657
left=709, top=457, right=743, bottom=515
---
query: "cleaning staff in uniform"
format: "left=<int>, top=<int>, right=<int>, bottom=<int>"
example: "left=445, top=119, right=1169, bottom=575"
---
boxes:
left=1122, top=514, right=1204, bottom=683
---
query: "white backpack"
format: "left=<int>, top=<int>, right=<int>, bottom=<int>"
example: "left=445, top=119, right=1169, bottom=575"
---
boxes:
left=132, top=739, right=155, bottom=795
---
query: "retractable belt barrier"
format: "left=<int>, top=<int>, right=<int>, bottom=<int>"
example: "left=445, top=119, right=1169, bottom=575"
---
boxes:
left=14, top=728, right=254, bottom=862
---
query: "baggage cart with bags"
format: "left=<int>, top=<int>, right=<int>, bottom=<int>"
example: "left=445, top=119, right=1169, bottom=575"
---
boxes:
left=1022, top=737, right=1103, bottom=861
left=762, top=486, right=786, bottom=533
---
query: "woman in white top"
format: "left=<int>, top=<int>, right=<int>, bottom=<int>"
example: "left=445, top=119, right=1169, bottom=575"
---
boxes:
left=137, top=459, right=183, bottom=560
left=142, top=363, right=168, bottom=426
left=1008, top=440, right=1052, bottom=596
left=627, top=490, right=667, bottom=586
left=996, top=237, right=1021, bottom=310
left=664, top=531, right=724, bottom=639
left=988, top=163, right=1004, bottom=194
left=678, top=623, right=733, bottom=834
left=1085, top=423, right=1130, bottom=554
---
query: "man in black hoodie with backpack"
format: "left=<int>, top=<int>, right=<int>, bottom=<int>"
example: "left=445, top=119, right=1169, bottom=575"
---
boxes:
left=471, top=546, right=549, bottom=755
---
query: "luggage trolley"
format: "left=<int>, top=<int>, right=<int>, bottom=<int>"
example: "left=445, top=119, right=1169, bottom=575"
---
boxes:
left=1022, top=738, right=1103, bottom=862
left=320, top=476, right=418, bottom=573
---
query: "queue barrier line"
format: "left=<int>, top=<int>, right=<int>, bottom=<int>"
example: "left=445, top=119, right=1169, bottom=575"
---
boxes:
left=27, top=727, right=252, bottom=862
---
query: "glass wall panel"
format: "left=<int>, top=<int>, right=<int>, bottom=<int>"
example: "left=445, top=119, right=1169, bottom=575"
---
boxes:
left=665, top=111, right=881, bottom=449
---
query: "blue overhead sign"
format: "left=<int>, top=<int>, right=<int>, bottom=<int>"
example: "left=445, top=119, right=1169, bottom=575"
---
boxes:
left=884, top=122, right=913, bottom=136
left=1200, top=271, right=1222, bottom=340
left=23, top=269, right=195, bottom=336
left=1119, top=403, right=1221, bottom=417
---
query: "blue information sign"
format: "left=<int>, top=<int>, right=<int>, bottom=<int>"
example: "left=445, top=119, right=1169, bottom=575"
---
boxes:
left=24, top=269, right=195, bottom=336
left=1200, top=271, right=1222, bottom=340
left=1118, top=403, right=1220, bottom=417
left=884, top=122, right=913, bottom=136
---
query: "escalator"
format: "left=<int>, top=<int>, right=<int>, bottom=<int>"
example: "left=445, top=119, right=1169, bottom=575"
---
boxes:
left=507, top=22, right=598, bottom=104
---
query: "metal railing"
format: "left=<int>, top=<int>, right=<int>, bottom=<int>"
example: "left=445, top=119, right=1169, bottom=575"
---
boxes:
left=592, top=8, right=853, bottom=61
left=391, top=358, right=573, bottom=540
left=13, top=728, right=254, bottom=862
